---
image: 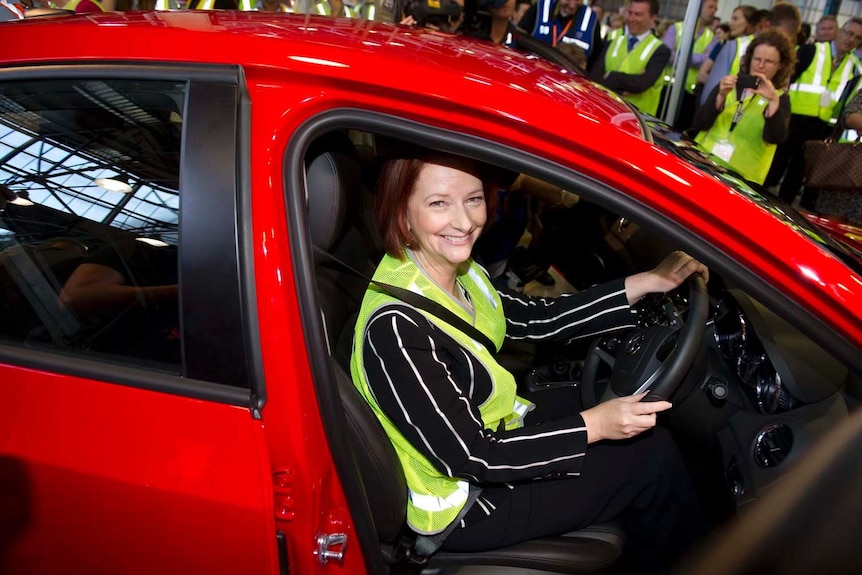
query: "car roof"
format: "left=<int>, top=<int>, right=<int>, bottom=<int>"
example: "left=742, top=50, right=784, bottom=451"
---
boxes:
left=0, top=11, right=644, bottom=140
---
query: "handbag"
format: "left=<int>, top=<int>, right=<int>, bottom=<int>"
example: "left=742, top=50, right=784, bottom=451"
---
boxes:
left=802, top=109, right=862, bottom=191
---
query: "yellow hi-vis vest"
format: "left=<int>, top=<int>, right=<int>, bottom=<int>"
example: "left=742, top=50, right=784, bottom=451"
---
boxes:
left=695, top=88, right=782, bottom=184
left=350, top=252, right=533, bottom=535
left=789, top=42, right=862, bottom=121
left=607, top=27, right=624, bottom=42
left=354, top=0, right=374, bottom=19
left=155, top=0, right=185, bottom=8
left=728, top=35, right=752, bottom=76
left=821, top=51, right=862, bottom=123
left=672, top=22, right=713, bottom=93
left=604, top=33, right=665, bottom=116
left=62, top=0, right=104, bottom=9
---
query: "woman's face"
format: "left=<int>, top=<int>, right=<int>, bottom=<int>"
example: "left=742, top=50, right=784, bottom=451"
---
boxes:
left=405, top=161, right=487, bottom=278
left=715, top=27, right=728, bottom=42
left=750, top=44, right=781, bottom=81
left=729, top=9, right=749, bottom=37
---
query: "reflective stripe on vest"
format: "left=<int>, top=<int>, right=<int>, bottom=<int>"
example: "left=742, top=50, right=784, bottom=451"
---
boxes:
left=532, top=0, right=596, bottom=53
left=411, top=481, right=469, bottom=513
left=605, top=34, right=664, bottom=116
left=695, top=89, right=781, bottom=184
left=0, top=1, right=25, bottom=17
left=607, top=27, right=624, bottom=42
left=789, top=42, right=829, bottom=117
left=822, top=53, right=862, bottom=123
left=350, top=252, right=532, bottom=535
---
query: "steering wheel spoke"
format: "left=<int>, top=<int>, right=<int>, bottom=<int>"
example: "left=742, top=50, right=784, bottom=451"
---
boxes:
left=594, top=341, right=617, bottom=368
left=580, top=276, right=708, bottom=408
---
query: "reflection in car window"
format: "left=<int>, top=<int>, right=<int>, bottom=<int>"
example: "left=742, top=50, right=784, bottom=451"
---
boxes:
left=0, top=78, right=184, bottom=372
left=648, top=125, right=862, bottom=274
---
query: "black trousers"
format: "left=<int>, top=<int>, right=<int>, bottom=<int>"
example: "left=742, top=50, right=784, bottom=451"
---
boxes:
left=441, top=388, right=707, bottom=574
left=765, top=114, right=832, bottom=206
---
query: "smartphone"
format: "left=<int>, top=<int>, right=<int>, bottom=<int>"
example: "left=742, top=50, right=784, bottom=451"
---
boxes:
left=737, top=74, right=760, bottom=90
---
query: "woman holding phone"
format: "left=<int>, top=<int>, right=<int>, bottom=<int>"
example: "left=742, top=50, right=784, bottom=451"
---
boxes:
left=692, top=29, right=795, bottom=185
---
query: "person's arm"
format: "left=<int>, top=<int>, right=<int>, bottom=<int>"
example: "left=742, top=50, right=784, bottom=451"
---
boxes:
left=791, top=44, right=816, bottom=84
left=589, top=42, right=609, bottom=80
left=701, top=41, right=733, bottom=105
left=508, top=173, right=579, bottom=208
left=661, top=22, right=676, bottom=53
left=518, top=2, right=537, bottom=34
left=586, top=14, right=603, bottom=69
left=622, top=250, right=707, bottom=303
left=362, top=304, right=591, bottom=481
left=762, top=92, right=791, bottom=145
left=602, top=42, right=671, bottom=95
left=691, top=37, right=718, bottom=68
left=501, top=278, right=637, bottom=344
left=696, top=56, right=714, bottom=85
left=61, top=262, right=177, bottom=318
left=501, top=251, right=706, bottom=345
left=690, top=84, right=722, bottom=132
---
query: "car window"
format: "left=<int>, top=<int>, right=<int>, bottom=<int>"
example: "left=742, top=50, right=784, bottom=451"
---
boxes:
left=646, top=121, right=862, bottom=273
left=0, top=78, right=184, bottom=372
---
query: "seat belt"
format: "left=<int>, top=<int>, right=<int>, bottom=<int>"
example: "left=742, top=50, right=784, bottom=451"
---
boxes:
left=314, top=246, right=498, bottom=356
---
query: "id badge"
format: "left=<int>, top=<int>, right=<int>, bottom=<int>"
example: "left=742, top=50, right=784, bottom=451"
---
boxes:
left=712, top=139, right=734, bottom=163
left=820, top=89, right=833, bottom=108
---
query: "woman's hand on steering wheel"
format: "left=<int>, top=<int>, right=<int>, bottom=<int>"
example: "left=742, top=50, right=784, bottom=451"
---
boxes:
left=625, top=251, right=709, bottom=305
left=581, top=392, right=672, bottom=444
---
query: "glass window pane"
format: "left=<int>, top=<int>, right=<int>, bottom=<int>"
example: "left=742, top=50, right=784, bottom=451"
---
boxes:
left=0, top=78, right=188, bottom=378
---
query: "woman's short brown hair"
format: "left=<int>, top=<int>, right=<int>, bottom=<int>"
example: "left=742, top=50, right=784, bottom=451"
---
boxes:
left=740, top=28, right=797, bottom=90
left=375, top=153, right=500, bottom=259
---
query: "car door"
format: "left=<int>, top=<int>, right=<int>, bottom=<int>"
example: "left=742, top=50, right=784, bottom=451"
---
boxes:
left=0, top=66, right=279, bottom=574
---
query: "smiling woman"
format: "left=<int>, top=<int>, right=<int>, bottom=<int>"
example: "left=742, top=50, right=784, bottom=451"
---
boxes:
left=348, top=148, right=709, bottom=573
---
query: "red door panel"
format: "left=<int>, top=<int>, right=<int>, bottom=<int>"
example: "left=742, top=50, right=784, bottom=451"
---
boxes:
left=0, top=363, right=277, bottom=575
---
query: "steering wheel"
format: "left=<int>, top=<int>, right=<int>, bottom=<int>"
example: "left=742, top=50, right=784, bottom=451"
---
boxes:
left=580, top=276, right=709, bottom=408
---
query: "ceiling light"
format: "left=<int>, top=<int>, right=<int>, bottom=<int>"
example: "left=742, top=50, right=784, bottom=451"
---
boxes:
left=94, top=174, right=133, bottom=194
left=136, top=237, right=169, bottom=248
left=0, top=184, right=34, bottom=206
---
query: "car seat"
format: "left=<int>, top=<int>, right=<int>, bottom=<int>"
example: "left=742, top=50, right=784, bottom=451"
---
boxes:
left=306, top=147, right=626, bottom=574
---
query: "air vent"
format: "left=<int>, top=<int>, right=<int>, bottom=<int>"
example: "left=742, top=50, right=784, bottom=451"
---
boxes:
left=753, top=424, right=794, bottom=468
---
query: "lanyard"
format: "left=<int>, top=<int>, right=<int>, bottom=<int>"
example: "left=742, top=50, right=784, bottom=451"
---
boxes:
left=552, top=19, right=573, bottom=47
left=730, top=91, right=755, bottom=133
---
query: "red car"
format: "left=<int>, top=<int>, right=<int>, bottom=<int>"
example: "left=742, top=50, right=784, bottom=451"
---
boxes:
left=1, top=12, right=861, bottom=575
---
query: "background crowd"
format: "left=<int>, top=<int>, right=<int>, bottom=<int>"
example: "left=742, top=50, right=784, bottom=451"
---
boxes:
left=4, top=0, right=861, bottom=223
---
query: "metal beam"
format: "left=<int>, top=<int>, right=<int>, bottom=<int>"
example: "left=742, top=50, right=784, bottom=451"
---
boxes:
left=661, top=0, right=702, bottom=127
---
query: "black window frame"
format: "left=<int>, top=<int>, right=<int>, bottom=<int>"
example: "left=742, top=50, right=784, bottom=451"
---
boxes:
left=0, top=63, right=259, bottom=408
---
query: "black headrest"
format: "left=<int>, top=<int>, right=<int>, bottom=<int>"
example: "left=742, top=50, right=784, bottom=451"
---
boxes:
left=307, top=151, right=361, bottom=252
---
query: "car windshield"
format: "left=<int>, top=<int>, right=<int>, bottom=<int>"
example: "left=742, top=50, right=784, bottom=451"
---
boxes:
left=645, top=119, right=862, bottom=275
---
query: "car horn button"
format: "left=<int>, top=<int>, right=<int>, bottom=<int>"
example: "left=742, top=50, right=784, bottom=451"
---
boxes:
left=626, top=334, right=644, bottom=355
